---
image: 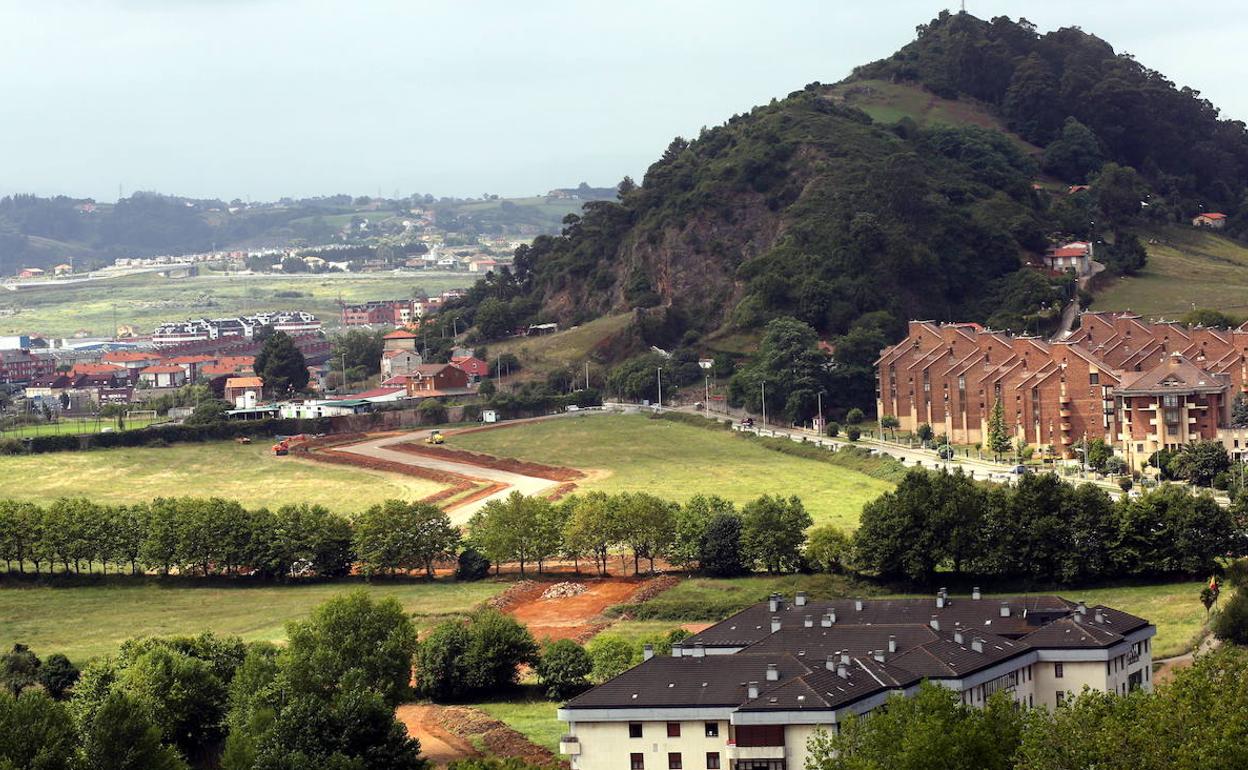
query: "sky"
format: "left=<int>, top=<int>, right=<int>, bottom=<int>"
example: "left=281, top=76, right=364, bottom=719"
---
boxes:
left=3, top=0, right=1247, bottom=202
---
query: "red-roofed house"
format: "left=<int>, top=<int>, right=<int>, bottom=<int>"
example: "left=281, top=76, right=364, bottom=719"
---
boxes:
left=450, top=355, right=488, bottom=382
left=102, top=350, right=161, bottom=373
left=139, top=364, right=187, bottom=388
left=1193, top=212, right=1227, bottom=229
left=404, top=364, right=469, bottom=396
left=1044, top=241, right=1093, bottom=275
left=224, top=376, right=264, bottom=405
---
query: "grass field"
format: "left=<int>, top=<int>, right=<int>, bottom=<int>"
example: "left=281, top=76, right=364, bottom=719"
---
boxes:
left=1092, top=226, right=1248, bottom=318
left=621, top=575, right=1209, bottom=658
left=469, top=696, right=564, bottom=752
left=0, top=271, right=470, bottom=337
left=0, top=441, right=447, bottom=510
left=0, top=579, right=507, bottom=662
left=488, top=313, right=634, bottom=379
left=0, top=415, right=163, bottom=438
left=451, top=414, right=894, bottom=530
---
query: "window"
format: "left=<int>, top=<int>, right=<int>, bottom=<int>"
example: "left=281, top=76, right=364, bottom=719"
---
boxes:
left=706, top=753, right=721, bottom=770
left=668, top=753, right=682, bottom=770
left=1089, top=372, right=1100, bottom=385
left=1056, top=691, right=1066, bottom=707
left=1054, top=663, right=1064, bottom=678
left=629, top=723, right=643, bottom=739
left=667, top=723, right=681, bottom=738
left=631, top=755, right=645, bottom=770
left=704, top=722, right=719, bottom=738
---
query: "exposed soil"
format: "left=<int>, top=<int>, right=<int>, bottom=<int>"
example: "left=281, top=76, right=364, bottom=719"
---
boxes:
left=396, top=704, right=481, bottom=767
left=422, top=705, right=566, bottom=768
left=509, top=577, right=653, bottom=642
left=390, top=442, right=584, bottom=482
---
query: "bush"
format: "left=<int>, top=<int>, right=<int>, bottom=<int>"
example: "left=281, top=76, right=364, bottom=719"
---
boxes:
left=37, top=655, right=79, bottom=701
left=1213, top=590, right=1248, bottom=645
left=825, top=421, right=840, bottom=438
left=806, top=525, right=852, bottom=573
left=456, top=547, right=492, bottom=581
left=1118, top=477, right=1133, bottom=492
left=0, top=438, right=23, bottom=455
left=699, top=513, right=747, bottom=577
left=418, top=398, right=447, bottom=424
left=846, top=427, right=861, bottom=442
left=586, top=635, right=636, bottom=683
left=936, top=444, right=955, bottom=460
left=845, top=408, right=865, bottom=425
left=536, top=639, right=593, bottom=700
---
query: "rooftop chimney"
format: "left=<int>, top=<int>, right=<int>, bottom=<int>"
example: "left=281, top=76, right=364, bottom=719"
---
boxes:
left=873, top=650, right=886, bottom=663
left=768, top=594, right=780, bottom=613
left=936, top=593, right=946, bottom=609
left=821, top=613, right=834, bottom=628
left=795, top=591, right=808, bottom=607
left=1000, top=603, right=1011, bottom=618
left=826, top=655, right=836, bottom=671
left=747, top=681, right=759, bottom=699
left=693, top=643, right=706, bottom=658
left=953, top=625, right=964, bottom=645
left=929, top=615, right=940, bottom=631
left=771, top=617, right=782, bottom=633
left=836, top=663, right=849, bottom=679
left=855, top=599, right=864, bottom=612
left=972, top=587, right=982, bottom=600
left=803, top=615, right=813, bottom=628
left=888, top=635, right=897, bottom=653
left=766, top=663, right=779, bottom=681
left=971, top=637, right=984, bottom=654
left=643, top=643, right=654, bottom=661
left=1094, top=609, right=1105, bottom=624
left=672, top=643, right=683, bottom=658
left=841, top=651, right=851, bottom=665
left=1077, top=601, right=1088, bottom=615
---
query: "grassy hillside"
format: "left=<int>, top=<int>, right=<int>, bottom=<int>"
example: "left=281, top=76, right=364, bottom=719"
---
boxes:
left=1092, top=226, right=1248, bottom=317
left=0, top=441, right=446, bottom=511
left=0, top=271, right=470, bottom=337
left=451, top=414, right=893, bottom=530
left=0, top=579, right=505, bottom=662
left=487, top=313, right=635, bottom=378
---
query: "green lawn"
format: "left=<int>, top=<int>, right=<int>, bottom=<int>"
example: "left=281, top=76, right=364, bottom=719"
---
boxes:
left=0, top=441, right=447, bottom=510
left=451, top=414, right=895, bottom=530
left=620, top=575, right=1207, bottom=658
left=470, top=696, right=564, bottom=752
left=0, top=579, right=508, bottom=662
left=0, top=271, right=470, bottom=338
left=0, top=415, right=162, bottom=438
left=1093, top=226, right=1248, bottom=317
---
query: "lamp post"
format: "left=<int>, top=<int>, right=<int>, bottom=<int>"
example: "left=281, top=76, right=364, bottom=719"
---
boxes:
left=656, top=367, right=663, bottom=411
left=761, top=380, right=767, bottom=428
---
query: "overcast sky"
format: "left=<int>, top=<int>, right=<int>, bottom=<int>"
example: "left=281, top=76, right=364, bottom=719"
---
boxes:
left=3, top=1, right=1246, bottom=202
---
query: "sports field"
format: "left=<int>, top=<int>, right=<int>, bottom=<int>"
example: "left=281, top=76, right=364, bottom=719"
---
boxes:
left=0, top=270, right=470, bottom=338
left=0, top=579, right=507, bottom=662
left=450, top=414, right=894, bottom=530
left=0, top=441, right=446, bottom=510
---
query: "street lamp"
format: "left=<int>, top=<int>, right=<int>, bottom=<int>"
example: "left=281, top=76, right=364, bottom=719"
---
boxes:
left=760, top=380, right=767, bottom=428
left=656, top=367, right=663, bottom=412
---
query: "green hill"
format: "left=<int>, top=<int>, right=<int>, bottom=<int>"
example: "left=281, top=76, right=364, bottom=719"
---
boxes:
left=1092, top=226, right=1248, bottom=318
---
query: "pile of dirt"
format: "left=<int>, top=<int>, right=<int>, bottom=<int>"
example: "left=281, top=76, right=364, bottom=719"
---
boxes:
left=541, top=582, right=588, bottom=600
left=631, top=574, right=681, bottom=604
left=487, top=580, right=543, bottom=611
left=425, top=706, right=567, bottom=768
left=391, top=443, right=585, bottom=482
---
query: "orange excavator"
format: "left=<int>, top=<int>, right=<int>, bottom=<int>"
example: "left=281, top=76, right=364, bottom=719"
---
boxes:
left=272, top=434, right=309, bottom=456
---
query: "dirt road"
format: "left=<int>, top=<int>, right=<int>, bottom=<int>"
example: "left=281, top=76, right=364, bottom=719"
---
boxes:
left=335, top=430, right=560, bottom=522
left=396, top=705, right=481, bottom=766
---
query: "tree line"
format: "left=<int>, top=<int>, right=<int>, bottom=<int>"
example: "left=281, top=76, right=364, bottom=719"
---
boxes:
left=467, top=490, right=822, bottom=577
left=854, top=469, right=1239, bottom=584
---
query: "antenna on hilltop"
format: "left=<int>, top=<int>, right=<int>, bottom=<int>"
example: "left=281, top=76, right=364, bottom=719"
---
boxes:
left=960, top=0, right=966, bottom=11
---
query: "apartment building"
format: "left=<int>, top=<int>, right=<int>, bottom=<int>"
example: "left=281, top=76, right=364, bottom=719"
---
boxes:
left=558, top=592, right=1154, bottom=770
left=152, top=311, right=321, bottom=347
left=876, top=312, right=1248, bottom=468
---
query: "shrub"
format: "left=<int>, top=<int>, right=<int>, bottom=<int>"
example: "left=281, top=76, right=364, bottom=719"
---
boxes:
left=1213, top=590, right=1248, bottom=645
left=586, top=635, right=635, bottom=683
left=825, top=421, right=840, bottom=438
left=806, top=525, right=852, bottom=573
left=536, top=639, right=593, bottom=700
left=456, top=547, right=492, bottom=581
left=1118, top=476, right=1133, bottom=492
left=845, top=408, right=865, bottom=425
left=37, top=655, right=79, bottom=701
left=937, top=444, right=955, bottom=460
left=846, top=427, right=861, bottom=442
left=0, top=438, right=22, bottom=455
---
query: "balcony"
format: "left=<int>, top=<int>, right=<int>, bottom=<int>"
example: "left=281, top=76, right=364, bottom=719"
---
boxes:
left=727, top=744, right=786, bottom=761
left=1059, top=408, right=1072, bottom=418
left=559, top=736, right=581, bottom=756
left=1060, top=422, right=1072, bottom=431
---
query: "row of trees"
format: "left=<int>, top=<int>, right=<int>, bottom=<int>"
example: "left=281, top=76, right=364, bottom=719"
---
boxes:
left=855, top=470, right=1239, bottom=584
left=467, top=490, right=819, bottom=577
left=0, top=497, right=468, bottom=580
left=0, top=593, right=428, bottom=770
left=807, top=647, right=1248, bottom=770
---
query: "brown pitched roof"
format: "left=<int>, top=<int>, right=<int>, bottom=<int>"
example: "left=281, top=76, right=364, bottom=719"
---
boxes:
left=1116, top=354, right=1227, bottom=396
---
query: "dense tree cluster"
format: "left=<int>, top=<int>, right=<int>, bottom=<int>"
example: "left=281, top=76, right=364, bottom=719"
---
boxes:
left=854, top=470, right=1237, bottom=584
left=470, top=490, right=815, bottom=577
left=807, top=647, right=1248, bottom=770
left=413, top=609, right=538, bottom=702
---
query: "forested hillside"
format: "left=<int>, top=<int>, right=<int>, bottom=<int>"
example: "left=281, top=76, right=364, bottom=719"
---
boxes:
left=449, top=12, right=1248, bottom=419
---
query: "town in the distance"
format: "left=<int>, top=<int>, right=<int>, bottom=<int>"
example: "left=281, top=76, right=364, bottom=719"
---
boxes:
left=5, top=8, right=1248, bottom=770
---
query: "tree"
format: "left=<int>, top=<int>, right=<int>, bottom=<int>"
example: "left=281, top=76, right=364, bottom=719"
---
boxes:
left=1171, top=440, right=1231, bottom=487
left=0, top=644, right=39, bottom=697
left=1085, top=438, right=1112, bottom=473
left=1182, top=308, right=1241, bottom=330
left=253, top=331, right=308, bottom=395
left=699, top=512, right=747, bottom=577
left=845, top=407, right=865, bottom=425
left=478, top=378, right=497, bottom=398
left=283, top=591, right=418, bottom=708
left=562, top=493, right=620, bottom=576
left=37, top=654, right=78, bottom=701
left=1234, top=393, right=1248, bottom=429
left=586, top=635, right=636, bottom=683
left=536, top=639, right=593, bottom=700
left=1041, top=117, right=1104, bottom=182
left=456, top=547, right=491, bottom=581
left=916, top=422, right=934, bottom=445
left=805, top=525, right=852, bottom=573
left=987, top=399, right=1010, bottom=460
left=354, top=500, right=459, bottom=578
left=728, top=318, right=830, bottom=423
left=1093, top=162, right=1147, bottom=226
left=879, top=415, right=899, bottom=439
left=474, top=297, right=514, bottom=340
left=460, top=610, right=538, bottom=694
left=0, top=690, right=79, bottom=770
left=615, top=492, right=676, bottom=574
left=740, top=495, right=811, bottom=573
left=332, top=328, right=387, bottom=378
left=413, top=621, right=472, bottom=701
left=670, top=495, right=735, bottom=569
left=114, top=646, right=227, bottom=756
left=81, top=691, right=187, bottom=770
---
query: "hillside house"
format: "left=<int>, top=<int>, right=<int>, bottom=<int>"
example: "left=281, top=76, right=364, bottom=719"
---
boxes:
left=17, top=267, right=45, bottom=279
left=404, top=364, right=469, bottom=396
left=450, top=355, right=489, bottom=382
left=559, top=592, right=1154, bottom=770
left=381, top=348, right=424, bottom=379
left=1192, top=212, right=1227, bottom=229
left=1044, top=241, right=1093, bottom=275
left=224, top=376, right=264, bottom=406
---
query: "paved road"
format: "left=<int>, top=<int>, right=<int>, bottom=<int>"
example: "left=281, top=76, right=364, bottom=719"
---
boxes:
left=335, top=429, right=559, bottom=522
left=1053, top=259, right=1106, bottom=340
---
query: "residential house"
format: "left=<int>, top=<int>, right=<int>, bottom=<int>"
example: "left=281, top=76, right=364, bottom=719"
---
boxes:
left=1044, top=241, right=1093, bottom=276
left=450, top=355, right=489, bottom=383
left=1192, top=212, right=1227, bottom=229
left=17, top=267, right=44, bottom=279
left=102, top=350, right=162, bottom=374
left=53, top=264, right=73, bottom=276
left=139, top=364, right=188, bottom=389
left=404, top=364, right=469, bottom=396
left=382, top=348, right=424, bottom=379
left=0, top=349, right=55, bottom=384
left=224, top=376, right=264, bottom=407
left=559, top=592, right=1154, bottom=770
